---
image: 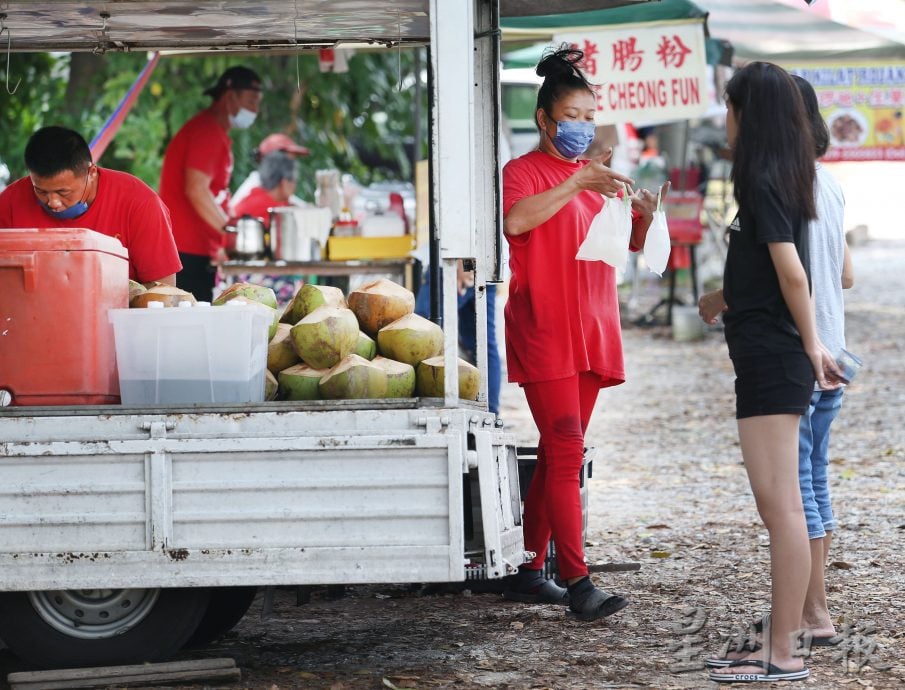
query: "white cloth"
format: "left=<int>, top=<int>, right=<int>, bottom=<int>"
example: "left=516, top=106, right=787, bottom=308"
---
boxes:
left=810, top=163, right=846, bottom=357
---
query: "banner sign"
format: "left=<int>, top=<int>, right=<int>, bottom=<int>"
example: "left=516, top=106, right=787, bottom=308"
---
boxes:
left=787, top=62, right=905, bottom=162
left=554, top=21, right=708, bottom=125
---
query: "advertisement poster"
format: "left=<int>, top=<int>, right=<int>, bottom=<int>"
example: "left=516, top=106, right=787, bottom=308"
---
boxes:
left=554, top=21, right=708, bottom=125
left=788, top=62, right=905, bottom=162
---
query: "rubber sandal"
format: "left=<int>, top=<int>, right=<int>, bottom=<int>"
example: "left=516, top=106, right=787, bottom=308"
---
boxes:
left=565, top=588, right=630, bottom=621
left=705, top=643, right=762, bottom=669
left=708, top=659, right=809, bottom=683
left=502, top=578, right=569, bottom=605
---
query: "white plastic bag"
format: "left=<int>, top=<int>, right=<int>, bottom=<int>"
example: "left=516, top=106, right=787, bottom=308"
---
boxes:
left=575, top=184, right=632, bottom=271
left=642, top=188, right=671, bottom=276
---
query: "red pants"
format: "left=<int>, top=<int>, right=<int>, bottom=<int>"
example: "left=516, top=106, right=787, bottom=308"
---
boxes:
left=521, top=371, right=600, bottom=580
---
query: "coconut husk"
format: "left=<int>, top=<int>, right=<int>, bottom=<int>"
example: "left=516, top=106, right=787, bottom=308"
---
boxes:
left=318, top=354, right=388, bottom=400
left=280, top=284, right=346, bottom=325
left=289, top=306, right=359, bottom=369
left=371, top=356, right=416, bottom=398
left=348, top=278, right=415, bottom=335
left=278, top=363, right=328, bottom=400
left=130, top=284, right=196, bottom=308
left=416, top=355, right=480, bottom=401
left=376, top=313, right=443, bottom=366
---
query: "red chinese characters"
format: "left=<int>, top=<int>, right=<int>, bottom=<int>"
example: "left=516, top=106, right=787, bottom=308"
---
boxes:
left=612, top=37, right=644, bottom=72
left=656, top=35, right=692, bottom=69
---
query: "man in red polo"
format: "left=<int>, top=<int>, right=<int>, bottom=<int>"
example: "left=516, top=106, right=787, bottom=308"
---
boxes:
left=159, top=66, right=264, bottom=301
left=0, top=126, right=180, bottom=285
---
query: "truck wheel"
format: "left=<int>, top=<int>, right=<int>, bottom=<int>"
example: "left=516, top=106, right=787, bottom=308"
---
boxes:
left=184, top=586, right=258, bottom=648
left=0, top=587, right=210, bottom=668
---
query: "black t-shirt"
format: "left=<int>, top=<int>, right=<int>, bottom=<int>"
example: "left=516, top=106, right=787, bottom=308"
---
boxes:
left=723, top=183, right=810, bottom=359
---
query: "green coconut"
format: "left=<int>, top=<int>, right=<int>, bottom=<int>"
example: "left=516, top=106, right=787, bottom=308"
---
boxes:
left=278, top=363, right=328, bottom=401
left=371, top=356, right=416, bottom=398
left=280, top=283, right=346, bottom=325
left=212, top=281, right=278, bottom=310
left=377, top=313, right=444, bottom=366
left=318, top=354, right=388, bottom=400
left=128, top=279, right=147, bottom=303
left=264, top=370, right=279, bottom=401
left=353, top=331, right=377, bottom=360
left=347, top=278, right=415, bottom=336
left=416, top=355, right=480, bottom=401
left=267, top=323, right=301, bottom=374
left=289, top=305, right=359, bottom=369
left=217, top=296, right=280, bottom=340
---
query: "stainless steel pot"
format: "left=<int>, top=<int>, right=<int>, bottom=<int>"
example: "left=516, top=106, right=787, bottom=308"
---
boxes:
left=269, top=206, right=331, bottom=261
left=224, top=215, right=266, bottom=260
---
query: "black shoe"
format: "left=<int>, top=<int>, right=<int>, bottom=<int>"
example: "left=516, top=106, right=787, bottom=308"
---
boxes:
left=502, top=568, right=569, bottom=605
left=566, top=577, right=630, bottom=621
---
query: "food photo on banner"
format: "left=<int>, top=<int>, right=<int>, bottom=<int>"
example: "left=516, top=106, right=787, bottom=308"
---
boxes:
left=786, top=62, right=905, bottom=162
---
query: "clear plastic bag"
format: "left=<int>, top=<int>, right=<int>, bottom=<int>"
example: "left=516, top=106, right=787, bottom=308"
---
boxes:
left=642, top=188, right=670, bottom=276
left=576, top=183, right=632, bottom=271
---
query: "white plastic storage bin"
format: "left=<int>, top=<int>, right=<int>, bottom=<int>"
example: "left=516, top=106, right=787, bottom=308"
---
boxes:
left=108, top=302, right=271, bottom=404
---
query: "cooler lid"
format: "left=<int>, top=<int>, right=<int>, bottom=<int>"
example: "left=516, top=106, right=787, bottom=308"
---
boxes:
left=0, top=227, right=129, bottom=259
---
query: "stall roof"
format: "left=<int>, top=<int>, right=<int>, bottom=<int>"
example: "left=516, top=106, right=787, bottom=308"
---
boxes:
left=698, top=0, right=905, bottom=61
left=0, top=0, right=648, bottom=53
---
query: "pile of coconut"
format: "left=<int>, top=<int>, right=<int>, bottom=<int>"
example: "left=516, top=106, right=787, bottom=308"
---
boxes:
left=129, top=278, right=479, bottom=403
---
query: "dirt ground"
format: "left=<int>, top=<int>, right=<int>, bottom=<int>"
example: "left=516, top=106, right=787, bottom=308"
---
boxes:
left=3, top=240, right=903, bottom=689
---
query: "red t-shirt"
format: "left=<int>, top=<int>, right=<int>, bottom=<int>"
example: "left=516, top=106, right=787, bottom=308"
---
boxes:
left=0, top=169, right=182, bottom=283
left=503, top=150, right=639, bottom=386
left=159, top=109, right=233, bottom=257
left=232, top=187, right=279, bottom=229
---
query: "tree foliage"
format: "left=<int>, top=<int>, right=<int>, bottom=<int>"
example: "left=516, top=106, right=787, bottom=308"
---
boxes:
left=0, top=49, right=427, bottom=200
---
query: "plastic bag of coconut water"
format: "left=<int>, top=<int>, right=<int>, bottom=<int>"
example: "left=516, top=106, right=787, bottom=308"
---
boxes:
left=576, top=183, right=632, bottom=271
left=642, top=187, right=670, bottom=276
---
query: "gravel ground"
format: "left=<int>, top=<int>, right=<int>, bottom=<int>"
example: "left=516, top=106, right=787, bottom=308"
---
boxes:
left=1, top=240, right=902, bottom=690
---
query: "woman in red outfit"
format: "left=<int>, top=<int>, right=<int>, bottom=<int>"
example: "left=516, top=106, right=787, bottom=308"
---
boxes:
left=502, top=47, right=666, bottom=620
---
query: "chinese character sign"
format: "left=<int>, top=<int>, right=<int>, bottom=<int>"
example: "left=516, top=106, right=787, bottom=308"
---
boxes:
left=787, top=62, right=905, bottom=162
left=554, top=22, right=707, bottom=124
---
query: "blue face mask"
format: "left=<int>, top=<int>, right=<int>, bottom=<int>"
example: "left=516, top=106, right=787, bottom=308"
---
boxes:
left=39, top=171, right=91, bottom=220
left=229, top=107, right=257, bottom=130
left=550, top=120, right=596, bottom=159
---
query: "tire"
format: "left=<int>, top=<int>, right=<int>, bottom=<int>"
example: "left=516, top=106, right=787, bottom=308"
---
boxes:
left=184, top=586, right=258, bottom=648
left=0, top=587, right=211, bottom=669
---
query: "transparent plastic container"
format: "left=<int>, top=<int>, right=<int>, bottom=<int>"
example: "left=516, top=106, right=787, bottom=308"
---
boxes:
left=108, top=301, right=270, bottom=405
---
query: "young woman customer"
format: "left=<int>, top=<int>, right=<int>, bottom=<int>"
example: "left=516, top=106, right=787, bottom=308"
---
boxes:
left=501, top=46, right=666, bottom=621
left=702, top=62, right=841, bottom=684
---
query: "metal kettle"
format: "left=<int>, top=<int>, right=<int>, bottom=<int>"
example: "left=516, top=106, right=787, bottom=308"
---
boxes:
left=224, top=215, right=266, bottom=260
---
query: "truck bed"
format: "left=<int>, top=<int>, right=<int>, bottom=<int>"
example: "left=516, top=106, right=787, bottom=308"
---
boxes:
left=0, top=401, right=525, bottom=591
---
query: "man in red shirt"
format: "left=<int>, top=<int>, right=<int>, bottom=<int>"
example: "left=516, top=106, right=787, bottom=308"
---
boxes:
left=232, top=151, right=299, bottom=227
left=159, top=65, right=264, bottom=301
left=0, top=126, right=181, bottom=285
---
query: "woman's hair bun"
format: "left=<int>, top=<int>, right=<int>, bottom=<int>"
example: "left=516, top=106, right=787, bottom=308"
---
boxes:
left=536, top=45, right=586, bottom=80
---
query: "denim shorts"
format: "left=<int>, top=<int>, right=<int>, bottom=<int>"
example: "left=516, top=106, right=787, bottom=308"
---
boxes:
left=732, top=353, right=815, bottom=419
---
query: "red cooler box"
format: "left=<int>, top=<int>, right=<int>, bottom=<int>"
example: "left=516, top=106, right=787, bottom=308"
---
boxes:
left=0, top=227, right=129, bottom=405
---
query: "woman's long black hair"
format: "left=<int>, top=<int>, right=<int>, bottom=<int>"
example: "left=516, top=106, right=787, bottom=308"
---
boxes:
left=725, top=62, right=817, bottom=221
left=534, top=45, right=594, bottom=129
left=792, top=75, right=830, bottom=158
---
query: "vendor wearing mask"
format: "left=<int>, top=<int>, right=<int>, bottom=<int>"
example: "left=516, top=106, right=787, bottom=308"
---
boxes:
left=159, top=65, right=263, bottom=301
left=0, top=126, right=181, bottom=285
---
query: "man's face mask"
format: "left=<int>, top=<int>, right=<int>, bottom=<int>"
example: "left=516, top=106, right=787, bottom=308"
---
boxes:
left=229, top=107, right=257, bottom=130
left=38, top=169, right=92, bottom=220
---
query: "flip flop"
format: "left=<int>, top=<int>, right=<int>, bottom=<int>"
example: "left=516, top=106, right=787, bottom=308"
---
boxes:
left=708, top=659, right=809, bottom=683
left=705, top=644, right=762, bottom=669
left=502, top=578, right=569, bottom=605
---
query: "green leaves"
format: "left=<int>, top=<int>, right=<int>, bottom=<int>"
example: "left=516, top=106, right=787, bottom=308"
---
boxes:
left=0, top=49, right=426, bottom=198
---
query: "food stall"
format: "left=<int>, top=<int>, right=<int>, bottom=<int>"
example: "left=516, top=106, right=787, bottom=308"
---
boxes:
left=0, top=0, right=574, bottom=669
